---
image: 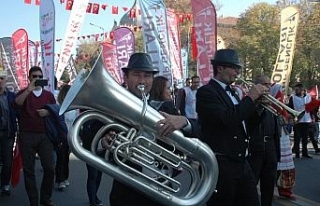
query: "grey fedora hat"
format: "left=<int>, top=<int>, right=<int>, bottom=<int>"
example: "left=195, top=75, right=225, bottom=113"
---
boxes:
left=211, top=49, right=243, bottom=68
left=122, top=53, right=159, bottom=74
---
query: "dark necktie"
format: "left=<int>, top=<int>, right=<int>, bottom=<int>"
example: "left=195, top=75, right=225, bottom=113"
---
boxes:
left=225, top=86, right=235, bottom=96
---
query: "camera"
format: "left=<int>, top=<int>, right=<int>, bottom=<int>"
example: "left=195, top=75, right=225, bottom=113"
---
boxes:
left=34, top=79, right=48, bottom=87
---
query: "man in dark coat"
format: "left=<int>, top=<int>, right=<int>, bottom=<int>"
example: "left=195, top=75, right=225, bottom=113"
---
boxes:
left=246, top=75, right=281, bottom=206
left=196, top=49, right=267, bottom=206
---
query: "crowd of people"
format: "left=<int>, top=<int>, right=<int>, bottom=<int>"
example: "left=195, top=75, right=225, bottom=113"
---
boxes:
left=0, top=50, right=319, bottom=206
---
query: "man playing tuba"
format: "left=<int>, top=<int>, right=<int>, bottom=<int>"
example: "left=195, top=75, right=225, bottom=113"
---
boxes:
left=101, top=52, right=199, bottom=206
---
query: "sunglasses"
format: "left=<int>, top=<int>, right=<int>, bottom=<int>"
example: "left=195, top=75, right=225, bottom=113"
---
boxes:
left=32, top=75, right=43, bottom=78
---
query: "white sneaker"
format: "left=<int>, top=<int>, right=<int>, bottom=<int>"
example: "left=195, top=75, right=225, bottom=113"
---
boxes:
left=58, top=182, right=66, bottom=191
left=64, top=180, right=70, bottom=187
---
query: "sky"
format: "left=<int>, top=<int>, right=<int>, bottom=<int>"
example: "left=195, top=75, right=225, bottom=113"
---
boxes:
left=0, top=0, right=278, bottom=54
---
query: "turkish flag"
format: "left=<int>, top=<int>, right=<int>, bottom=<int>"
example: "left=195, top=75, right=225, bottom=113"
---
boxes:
left=178, top=14, right=185, bottom=23
left=101, top=4, right=108, bottom=10
left=24, top=0, right=31, bottom=4
left=35, top=0, right=40, bottom=5
left=129, top=9, right=136, bottom=18
left=112, top=6, right=118, bottom=14
left=60, top=0, right=65, bottom=4
left=92, top=4, right=100, bottom=14
left=65, top=0, right=73, bottom=10
left=86, top=3, right=92, bottom=13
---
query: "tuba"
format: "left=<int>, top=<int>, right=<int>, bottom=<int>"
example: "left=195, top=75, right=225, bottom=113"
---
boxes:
left=59, top=54, right=218, bottom=206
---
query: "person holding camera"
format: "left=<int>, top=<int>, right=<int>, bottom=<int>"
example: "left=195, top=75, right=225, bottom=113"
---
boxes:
left=13, top=66, right=56, bottom=206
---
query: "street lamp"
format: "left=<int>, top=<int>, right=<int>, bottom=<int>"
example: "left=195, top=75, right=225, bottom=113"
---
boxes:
left=89, top=22, right=105, bottom=40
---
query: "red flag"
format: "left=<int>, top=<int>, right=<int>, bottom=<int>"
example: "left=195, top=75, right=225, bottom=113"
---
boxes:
left=24, top=0, right=32, bottom=4
left=60, top=0, right=65, bottom=4
left=191, top=0, right=217, bottom=84
left=92, top=4, right=100, bottom=14
left=191, top=26, right=198, bottom=60
left=308, top=85, right=318, bottom=99
left=11, top=144, right=23, bottom=187
left=178, top=14, right=185, bottom=23
left=101, top=4, right=108, bottom=10
left=86, top=3, right=92, bottom=13
left=65, top=0, right=73, bottom=10
left=35, top=0, right=40, bottom=5
left=305, top=98, right=320, bottom=113
left=129, top=9, right=136, bottom=18
left=112, top=6, right=118, bottom=14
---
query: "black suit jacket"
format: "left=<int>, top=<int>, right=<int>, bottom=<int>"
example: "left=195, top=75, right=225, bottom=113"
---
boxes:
left=196, top=79, right=257, bottom=163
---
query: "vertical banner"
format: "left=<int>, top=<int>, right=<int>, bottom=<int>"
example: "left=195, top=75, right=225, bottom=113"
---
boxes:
left=114, top=27, right=135, bottom=83
left=167, top=8, right=183, bottom=82
left=271, top=6, right=299, bottom=94
left=40, top=0, right=55, bottom=92
left=64, top=55, right=77, bottom=85
left=191, top=0, right=217, bottom=85
left=56, top=0, right=89, bottom=82
left=181, top=48, right=188, bottom=82
left=101, top=42, right=121, bottom=83
left=0, top=39, right=19, bottom=92
left=28, top=40, right=38, bottom=67
left=12, top=29, right=29, bottom=90
left=138, top=0, right=172, bottom=82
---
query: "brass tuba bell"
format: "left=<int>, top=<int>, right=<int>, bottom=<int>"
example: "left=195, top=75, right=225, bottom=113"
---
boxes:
left=59, top=54, right=218, bottom=206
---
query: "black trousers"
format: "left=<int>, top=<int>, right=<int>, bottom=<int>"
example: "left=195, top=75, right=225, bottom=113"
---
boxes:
left=206, top=158, right=259, bottom=206
left=55, top=143, right=70, bottom=183
left=19, top=132, right=54, bottom=206
left=248, top=141, right=278, bottom=206
left=0, top=130, right=14, bottom=186
left=293, top=123, right=310, bottom=156
left=86, top=163, right=102, bottom=204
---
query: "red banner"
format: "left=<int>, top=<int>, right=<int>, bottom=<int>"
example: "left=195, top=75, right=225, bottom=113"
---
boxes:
left=12, top=29, right=29, bottom=89
left=101, top=42, right=121, bottom=83
left=191, top=0, right=217, bottom=84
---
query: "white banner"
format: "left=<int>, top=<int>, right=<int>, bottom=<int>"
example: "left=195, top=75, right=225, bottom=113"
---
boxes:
left=40, top=0, right=55, bottom=92
left=167, top=8, right=183, bottom=82
left=271, top=6, right=299, bottom=94
left=138, top=0, right=172, bottom=82
left=181, top=48, right=188, bottom=81
left=55, top=0, right=88, bottom=82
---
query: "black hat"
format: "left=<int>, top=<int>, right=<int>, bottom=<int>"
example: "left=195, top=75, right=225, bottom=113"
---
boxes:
left=122, top=53, right=159, bottom=74
left=211, top=49, right=243, bottom=69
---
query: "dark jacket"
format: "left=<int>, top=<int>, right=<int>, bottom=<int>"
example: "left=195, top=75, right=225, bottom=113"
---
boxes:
left=5, top=89, right=18, bottom=138
left=246, top=106, right=281, bottom=161
left=149, top=99, right=200, bottom=138
left=43, top=104, right=68, bottom=145
left=196, top=79, right=257, bottom=163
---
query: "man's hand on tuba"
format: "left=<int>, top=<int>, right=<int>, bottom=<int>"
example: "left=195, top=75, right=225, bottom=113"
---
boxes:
left=156, top=111, right=188, bottom=137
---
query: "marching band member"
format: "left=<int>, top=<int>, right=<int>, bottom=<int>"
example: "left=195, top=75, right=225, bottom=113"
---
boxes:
left=271, top=83, right=296, bottom=200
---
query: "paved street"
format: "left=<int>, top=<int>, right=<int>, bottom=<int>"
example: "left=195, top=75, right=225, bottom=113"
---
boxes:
left=1, top=143, right=320, bottom=206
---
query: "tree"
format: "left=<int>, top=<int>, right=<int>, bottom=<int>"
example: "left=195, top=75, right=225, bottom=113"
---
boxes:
left=235, top=3, right=280, bottom=79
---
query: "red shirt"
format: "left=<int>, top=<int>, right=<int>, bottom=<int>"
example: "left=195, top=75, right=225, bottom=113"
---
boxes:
left=15, top=89, right=56, bottom=133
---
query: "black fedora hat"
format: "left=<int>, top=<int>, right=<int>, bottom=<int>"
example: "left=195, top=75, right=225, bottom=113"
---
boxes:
left=122, top=53, right=159, bottom=74
left=211, top=49, right=243, bottom=69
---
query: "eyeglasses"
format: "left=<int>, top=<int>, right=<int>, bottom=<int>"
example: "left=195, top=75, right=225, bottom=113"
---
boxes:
left=32, top=75, right=43, bottom=78
left=222, top=64, right=241, bottom=70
